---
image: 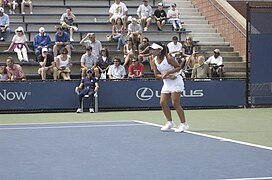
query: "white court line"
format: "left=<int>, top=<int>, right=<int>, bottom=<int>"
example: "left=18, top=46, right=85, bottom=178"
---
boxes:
left=0, top=123, right=145, bottom=131
left=219, top=177, right=272, bottom=180
left=134, top=120, right=272, bottom=151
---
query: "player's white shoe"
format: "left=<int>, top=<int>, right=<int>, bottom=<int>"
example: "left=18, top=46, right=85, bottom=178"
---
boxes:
left=174, top=123, right=189, bottom=133
left=76, top=108, right=83, bottom=113
left=89, top=108, right=94, bottom=113
left=161, top=121, right=175, bottom=131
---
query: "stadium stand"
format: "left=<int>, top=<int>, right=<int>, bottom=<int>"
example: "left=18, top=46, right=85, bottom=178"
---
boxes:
left=0, top=0, right=246, bottom=80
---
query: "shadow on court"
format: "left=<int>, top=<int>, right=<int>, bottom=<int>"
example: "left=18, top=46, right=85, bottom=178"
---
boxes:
left=0, top=121, right=271, bottom=180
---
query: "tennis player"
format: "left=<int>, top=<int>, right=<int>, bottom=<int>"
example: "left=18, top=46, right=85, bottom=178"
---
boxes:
left=150, top=43, right=189, bottom=132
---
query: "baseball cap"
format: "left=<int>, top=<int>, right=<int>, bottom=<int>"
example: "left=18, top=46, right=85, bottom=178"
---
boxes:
left=16, top=26, right=24, bottom=32
left=149, top=43, right=163, bottom=50
left=172, top=3, right=176, bottom=7
left=214, top=49, right=220, bottom=54
left=42, top=47, right=48, bottom=52
left=131, top=17, right=137, bottom=22
left=39, top=27, right=45, bottom=33
left=158, top=2, right=163, bottom=6
left=0, top=7, right=4, bottom=13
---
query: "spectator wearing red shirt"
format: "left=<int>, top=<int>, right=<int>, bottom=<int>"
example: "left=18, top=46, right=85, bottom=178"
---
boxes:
left=6, top=56, right=26, bottom=80
left=128, top=58, right=144, bottom=78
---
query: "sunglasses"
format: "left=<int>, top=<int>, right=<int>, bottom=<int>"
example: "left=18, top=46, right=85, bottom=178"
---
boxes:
left=114, top=61, right=119, bottom=62
left=132, top=61, right=137, bottom=63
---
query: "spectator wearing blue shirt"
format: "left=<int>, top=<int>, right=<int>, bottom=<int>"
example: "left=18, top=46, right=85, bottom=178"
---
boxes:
left=53, top=26, right=71, bottom=57
left=33, top=27, right=53, bottom=61
left=0, top=7, right=11, bottom=41
left=75, top=69, right=99, bottom=113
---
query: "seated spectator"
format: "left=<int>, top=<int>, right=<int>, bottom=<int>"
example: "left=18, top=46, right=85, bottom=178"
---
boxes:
left=128, top=57, right=144, bottom=78
left=109, top=0, right=128, bottom=30
left=182, top=36, right=196, bottom=71
left=21, top=0, right=33, bottom=14
left=96, top=48, right=112, bottom=79
left=0, top=65, right=7, bottom=81
left=60, top=6, right=78, bottom=42
left=80, top=46, right=99, bottom=79
left=33, top=27, right=53, bottom=61
left=6, top=56, right=26, bottom=80
left=137, top=0, right=152, bottom=31
left=167, top=3, right=184, bottom=31
left=75, top=69, right=99, bottom=113
left=205, top=49, right=224, bottom=78
left=6, top=0, right=18, bottom=14
left=167, top=36, right=182, bottom=61
left=55, top=47, right=72, bottom=80
left=0, top=0, right=4, bottom=7
left=108, top=56, right=126, bottom=79
left=0, top=7, right=11, bottom=41
left=123, top=37, right=135, bottom=67
left=154, top=2, right=167, bottom=31
left=38, top=47, right=57, bottom=80
left=127, top=17, right=142, bottom=47
left=138, top=37, right=154, bottom=70
left=53, top=26, right=71, bottom=57
left=112, top=17, right=126, bottom=51
left=191, top=56, right=210, bottom=79
left=6, top=26, right=31, bottom=62
left=80, top=33, right=102, bottom=59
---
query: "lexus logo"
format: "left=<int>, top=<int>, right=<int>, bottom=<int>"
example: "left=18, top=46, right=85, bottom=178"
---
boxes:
left=136, top=87, right=153, bottom=101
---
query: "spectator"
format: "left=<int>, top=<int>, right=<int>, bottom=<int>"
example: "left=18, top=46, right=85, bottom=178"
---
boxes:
left=96, top=48, right=112, bottom=79
left=21, top=0, right=33, bottom=14
left=182, top=36, right=196, bottom=71
left=80, top=46, right=99, bottom=79
left=0, top=7, right=11, bottom=41
left=127, top=17, right=142, bottom=47
left=205, top=49, right=224, bottom=78
left=6, top=0, right=18, bottom=14
left=33, top=27, right=53, bottom=61
left=0, top=65, right=7, bottom=81
left=137, top=0, right=152, bottom=31
left=154, top=2, right=167, bottom=31
left=167, top=3, right=184, bottom=31
left=109, top=0, right=128, bottom=30
left=60, top=7, right=78, bottom=42
left=53, top=26, right=71, bottom=57
left=75, top=69, right=99, bottom=113
left=167, top=36, right=182, bottom=60
left=0, top=0, right=4, bottom=7
left=38, top=47, right=57, bottom=80
left=6, top=26, right=31, bottom=62
left=191, top=56, right=210, bottom=79
left=138, top=37, right=154, bottom=70
left=128, top=57, right=144, bottom=78
left=55, top=47, right=72, bottom=80
left=80, top=33, right=102, bottom=59
left=108, top=56, right=126, bottom=79
left=6, top=56, right=26, bottom=80
left=123, top=37, right=135, bottom=67
left=112, top=17, right=126, bottom=51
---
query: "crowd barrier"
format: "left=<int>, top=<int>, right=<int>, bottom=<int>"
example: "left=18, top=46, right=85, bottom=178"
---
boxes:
left=0, top=79, right=246, bottom=111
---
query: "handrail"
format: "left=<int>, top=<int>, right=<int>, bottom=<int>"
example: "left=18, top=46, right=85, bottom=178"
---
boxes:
left=208, top=0, right=246, bottom=37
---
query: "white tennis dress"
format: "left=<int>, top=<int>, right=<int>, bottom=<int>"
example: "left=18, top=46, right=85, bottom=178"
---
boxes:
left=154, top=56, right=184, bottom=93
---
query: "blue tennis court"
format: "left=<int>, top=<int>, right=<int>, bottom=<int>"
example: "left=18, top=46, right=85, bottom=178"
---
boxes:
left=0, top=121, right=271, bottom=180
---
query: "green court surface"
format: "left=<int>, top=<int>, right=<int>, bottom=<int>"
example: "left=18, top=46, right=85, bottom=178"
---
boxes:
left=0, top=108, right=272, bottom=148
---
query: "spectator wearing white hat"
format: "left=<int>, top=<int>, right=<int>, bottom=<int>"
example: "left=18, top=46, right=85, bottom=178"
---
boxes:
left=0, top=7, right=11, bottom=41
left=38, top=47, right=57, bottom=80
left=137, top=0, right=152, bottom=31
left=127, top=17, right=142, bottom=46
left=205, top=48, right=224, bottom=78
left=154, top=2, right=167, bottom=31
left=6, top=26, right=31, bottom=62
left=33, top=27, right=53, bottom=61
left=21, top=0, right=33, bottom=14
